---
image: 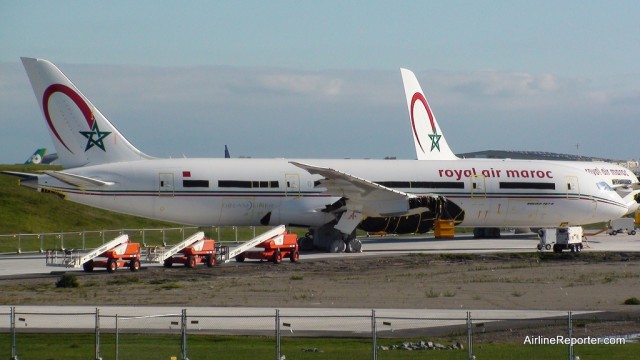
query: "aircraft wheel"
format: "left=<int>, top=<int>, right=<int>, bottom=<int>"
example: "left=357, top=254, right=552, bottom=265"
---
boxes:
left=537, top=244, right=542, bottom=251
left=630, top=230, right=636, bottom=236
left=328, top=239, right=346, bottom=253
left=298, top=237, right=314, bottom=251
left=206, top=255, right=215, bottom=267
left=346, top=238, right=362, bottom=253
left=129, top=259, right=140, bottom=272
left=545, top=244, right=551, bottom=251
left=273, top=250, right=282, bottom=264
left=186, top=256, right=196, bottom=268
left=107, top=259, right=118, bottom=273
left=553, top=244, right=562, bottom=253
left=235, top=254, right=245, bottom=262
left=83, top=260, right=94, bottom=272
left=290, top=250, right=299, bottom=263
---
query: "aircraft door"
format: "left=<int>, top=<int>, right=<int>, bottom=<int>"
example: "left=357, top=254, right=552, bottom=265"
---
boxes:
left=158, top=173, right=174, bottom=196
left=285, top=174, right=300, bottom=197
left=470, top=175, right=486, bottom=198
left=565, top=176, right=579, bottom=199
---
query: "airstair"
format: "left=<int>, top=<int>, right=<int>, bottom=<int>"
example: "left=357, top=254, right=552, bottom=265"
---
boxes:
left=145, top=231, right=205, bottom=264
left=221, top=225, right=286, bottom=263
left=45, top=234, right=130, bottom=268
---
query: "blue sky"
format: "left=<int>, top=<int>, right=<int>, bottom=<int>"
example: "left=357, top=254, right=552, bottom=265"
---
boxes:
left=1, top=1, right=640, bottom=163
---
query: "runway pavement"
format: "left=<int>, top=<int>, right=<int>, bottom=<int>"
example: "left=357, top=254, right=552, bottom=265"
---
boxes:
left=1, top=231, right=639, bottom=277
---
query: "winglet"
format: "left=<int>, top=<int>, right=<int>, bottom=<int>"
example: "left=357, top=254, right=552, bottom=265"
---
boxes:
left=400, top=68, right=458, bottom=160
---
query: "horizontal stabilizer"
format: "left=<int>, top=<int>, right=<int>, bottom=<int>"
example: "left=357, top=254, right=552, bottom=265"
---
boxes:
left=0, top=171, right=39, bottom=180
left=44, top=170, right=114, bottom=187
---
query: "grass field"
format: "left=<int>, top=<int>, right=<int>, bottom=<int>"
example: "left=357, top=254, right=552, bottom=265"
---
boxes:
left=0, top=164, right=181, bottom=235
left=0, top=333, right=638, bottom=359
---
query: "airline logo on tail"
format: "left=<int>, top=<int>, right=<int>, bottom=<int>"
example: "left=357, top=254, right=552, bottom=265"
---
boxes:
left=410, top=92, right=441, bottom=152
left=24, top=148, right=47, bottom=164
left=43, top=84, right=111, bottom=153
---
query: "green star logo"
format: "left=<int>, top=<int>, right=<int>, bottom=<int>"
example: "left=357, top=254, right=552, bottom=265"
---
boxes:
left=80, top=122, right=111, bottom=152
left=428, top=131, right=442, bottom=152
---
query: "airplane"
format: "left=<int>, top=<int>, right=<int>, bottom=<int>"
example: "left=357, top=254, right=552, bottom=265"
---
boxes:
left=24, top=148, right=47, bottom=164
left=401, top=68, right=640, bottom=225
left=22, top=148, right=59, bottom=165
left=2, top=57, right=631, bottom=253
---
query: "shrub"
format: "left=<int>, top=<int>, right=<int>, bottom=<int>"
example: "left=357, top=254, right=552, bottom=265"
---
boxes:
left=623, top=297, right=640, bottom=305
left=55, top=274, right=79, bottom=288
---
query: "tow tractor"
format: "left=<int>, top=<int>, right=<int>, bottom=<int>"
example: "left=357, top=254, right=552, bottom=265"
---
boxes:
left=46, top=234, right=141, bottom=273
left=234, top=230, right=299, bottom=264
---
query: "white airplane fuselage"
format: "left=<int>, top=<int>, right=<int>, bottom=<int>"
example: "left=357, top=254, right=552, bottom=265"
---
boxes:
left=37, top=157, right=628, bottom=228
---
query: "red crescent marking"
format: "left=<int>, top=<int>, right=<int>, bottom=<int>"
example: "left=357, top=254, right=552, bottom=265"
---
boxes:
left=410, top=92, right=437, bottom=153
left=43, top=84, right=94, bottom=154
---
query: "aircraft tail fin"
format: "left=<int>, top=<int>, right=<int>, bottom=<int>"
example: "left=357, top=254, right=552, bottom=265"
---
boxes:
left=21, top=57, right=151, bottom=169
left=24, top=148, right=47, bottom=164
left=400, top=68, right=458, bottom=160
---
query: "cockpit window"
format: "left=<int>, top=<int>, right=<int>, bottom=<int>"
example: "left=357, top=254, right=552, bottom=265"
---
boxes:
left=596, top=181, right=613, bottom=191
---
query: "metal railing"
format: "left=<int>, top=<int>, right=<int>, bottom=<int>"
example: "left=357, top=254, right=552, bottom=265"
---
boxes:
left=0, top=226, right=266, bottom=254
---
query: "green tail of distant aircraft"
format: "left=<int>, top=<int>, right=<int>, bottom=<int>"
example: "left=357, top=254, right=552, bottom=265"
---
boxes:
left=24, top=148, right=47, bottom=164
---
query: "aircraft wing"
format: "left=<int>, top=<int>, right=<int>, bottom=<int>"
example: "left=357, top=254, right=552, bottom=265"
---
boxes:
left=612, top=182, right=640, bottom=191
left=43, top=170, right=114, bottom=187
left=290, top=161, right=438, bottom=217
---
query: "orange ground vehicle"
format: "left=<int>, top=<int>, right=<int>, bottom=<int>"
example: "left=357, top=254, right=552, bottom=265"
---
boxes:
left=83, top=240, right=141, bottom=273
left=234, top=232, right=299, bottom=264
left=163, top=238, right=217, bottom=268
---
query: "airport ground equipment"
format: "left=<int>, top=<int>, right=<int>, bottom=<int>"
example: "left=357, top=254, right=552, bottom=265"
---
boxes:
left=234, top=230, right=299, bottom=264
left=434, top=220, right=455, bottom=239
left=45, top=234, right=141, bottom=273
left=224, top=225, right=288, bottom=262
left=147, top=225, right=292, bottom=267
left=537, top=227, right=584, bottom=253
left=144, top=231, right=211, bottom=267
left=609, top=218, right=637, bottom=235
left=162, top=237, right=218, bottom=268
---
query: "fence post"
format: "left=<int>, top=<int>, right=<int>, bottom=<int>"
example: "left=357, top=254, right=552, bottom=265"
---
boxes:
left=371, top=309, right=377, bottom=360
left=467, top=311, right=473, bottom=360
left=568, top=311, right=573, bottom=360
left=95, top=308, right=101, bottom=360
left=17, top=234, right=21, bottom=253
left=181, top=309, right=188, bottom=360
left=10, top=306, right=17, bottom=360
left=115, top=314, right=119, bottom=360
left=275, top=309, right=281, bottom=360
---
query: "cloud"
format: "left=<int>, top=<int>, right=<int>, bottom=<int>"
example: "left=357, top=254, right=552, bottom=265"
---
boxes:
left=256, top=73, right=343, bottom=96
left=2, top=61, right=640, bottom=163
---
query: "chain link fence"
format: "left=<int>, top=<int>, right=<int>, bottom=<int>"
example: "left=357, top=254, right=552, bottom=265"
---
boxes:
left=1, top=307, right=637, bottom=360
